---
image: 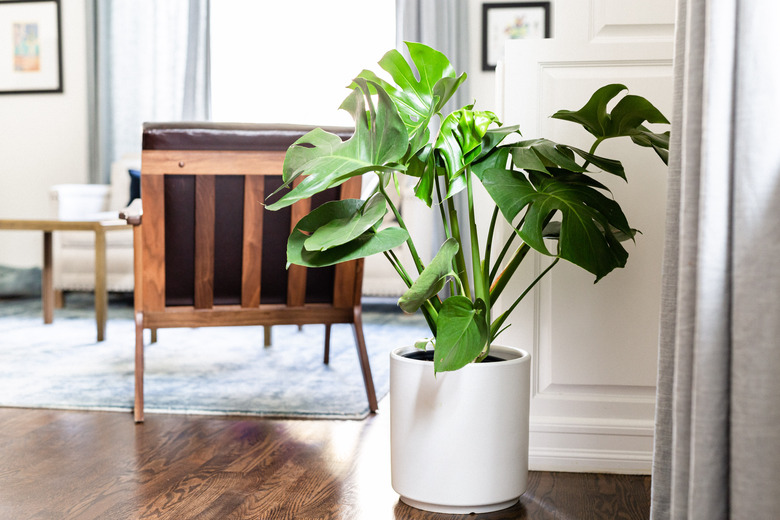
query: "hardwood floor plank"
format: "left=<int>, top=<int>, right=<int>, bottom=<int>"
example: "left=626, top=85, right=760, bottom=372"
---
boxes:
left=0, top=407, right=651, bottom=519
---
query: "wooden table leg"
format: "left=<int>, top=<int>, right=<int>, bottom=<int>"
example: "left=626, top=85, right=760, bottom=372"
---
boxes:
left=42, top=231, right=53, bottom=324
left=94, top=228, right=107, bottom=342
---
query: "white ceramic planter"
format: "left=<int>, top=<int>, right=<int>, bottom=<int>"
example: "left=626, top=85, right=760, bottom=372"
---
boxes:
left=390, top=344, right=531, bottom=514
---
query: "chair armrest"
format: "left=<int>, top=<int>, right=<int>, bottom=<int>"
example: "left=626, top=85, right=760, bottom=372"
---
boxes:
left=120, top=199, right=143, bottom=226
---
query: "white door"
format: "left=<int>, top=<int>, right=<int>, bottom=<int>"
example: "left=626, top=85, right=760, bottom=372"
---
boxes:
left=498, top=32, right=674, bottom=472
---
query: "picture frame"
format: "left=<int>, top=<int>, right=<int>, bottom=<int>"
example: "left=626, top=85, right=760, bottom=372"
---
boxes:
left=0, top=0, right=62, bottom=94
left=482, top=2, right=550, bottom=71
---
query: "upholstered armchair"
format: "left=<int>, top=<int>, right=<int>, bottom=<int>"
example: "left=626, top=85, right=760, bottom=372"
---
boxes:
left=48, top=156, right=139, bottom=302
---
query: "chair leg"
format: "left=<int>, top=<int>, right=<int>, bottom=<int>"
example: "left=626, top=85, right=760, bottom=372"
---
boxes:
left=323, top=324, right=332, bottom=365
left=54, top=290, right=65, bottom=309
left=134, top=312, right=145, bottom=423
left=352, top=307, right=378, bottom=413
left=150, top=328, right=158, bottom=344
left=264, top=326, right=272, bottom=347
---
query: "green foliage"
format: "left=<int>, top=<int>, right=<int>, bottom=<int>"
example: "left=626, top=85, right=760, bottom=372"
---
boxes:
left=355, top=42, right=467, bottom=157
left=286, top=199, right=408, bottom=268
left=265, top=42, right=670, bottom=373
left=434, top=296, right=488, bottom=373
left=304, top=194, right=387, bottom=252
left=481, top=168, right=632, bottom=281
left=552, top=83, right=670, bottom=165
left=398, top=238, right=460, bottom=314
left=266, top=79, right=407, bottom=210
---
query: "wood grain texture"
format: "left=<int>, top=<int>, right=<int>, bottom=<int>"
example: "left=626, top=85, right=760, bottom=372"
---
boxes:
left=141, top=174, right=166, bottom=312
left=132, top=224, right=144, bottom=313
left=352, top=306, right=378, bottom=413
left=94, top=229, right=107, bottom=341
left=134, top=145, right=376, bottom=421
left=194, top=175, right=216, bottom=310
left=241, top=175, right=264, bottom=308
left=142, top=150, right=287, bottom=175
left=0, top=407, right=651, bottom=520
left=141, top=304, right=353, bottom=329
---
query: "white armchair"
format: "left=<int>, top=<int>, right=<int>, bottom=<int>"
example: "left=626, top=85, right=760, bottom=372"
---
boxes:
left=48, top=156, right=139, bottom=298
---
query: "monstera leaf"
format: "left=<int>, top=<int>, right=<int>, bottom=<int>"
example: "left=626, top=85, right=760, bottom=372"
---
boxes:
left=433, top=296, right=488, bottom=373
left=303, top=194, right=387, bottom=252
left=398, top=238, right=459, bottom=313
left=481, top=167, right=633, bottom=281
left=552, top=84, right=670, bottom=164
left=287, top=199, right=409, bottom=268
left=506, top=138, right=625, bottom=179
left=266, top=79, right=407, bottom=210
left=356, top=42, right=467, bottom=156
left=434, top=109, right=501, bottom=199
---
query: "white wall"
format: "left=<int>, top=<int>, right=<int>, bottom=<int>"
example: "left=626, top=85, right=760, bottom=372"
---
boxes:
left=467, top=0, right=674, bottom=112
left=491, top=0, right=676, bottom=473
left=0, top=0, right=90, bottom=268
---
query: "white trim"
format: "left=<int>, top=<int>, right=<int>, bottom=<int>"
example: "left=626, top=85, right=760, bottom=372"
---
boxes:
left=529, top=447, right=652, bottom=474
left=529, top=417, right=654, bottom=474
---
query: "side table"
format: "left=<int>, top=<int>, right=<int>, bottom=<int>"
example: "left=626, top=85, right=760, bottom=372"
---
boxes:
left=0, top=217, right=132, bottom=341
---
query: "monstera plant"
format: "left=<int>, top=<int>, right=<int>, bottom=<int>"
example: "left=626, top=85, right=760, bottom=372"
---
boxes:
left=265, top=42, right=669, bottom=374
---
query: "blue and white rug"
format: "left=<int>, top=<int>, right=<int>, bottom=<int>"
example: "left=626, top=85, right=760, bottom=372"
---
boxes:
left=0, top=294, right=429, bottom=419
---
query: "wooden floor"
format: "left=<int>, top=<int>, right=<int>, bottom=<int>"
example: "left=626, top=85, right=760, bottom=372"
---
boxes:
left=0, top=404, right=651, bottom=520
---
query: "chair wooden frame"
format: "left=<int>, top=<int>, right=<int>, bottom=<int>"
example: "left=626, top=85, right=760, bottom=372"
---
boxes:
left=126, top=127, right=377, bottom=422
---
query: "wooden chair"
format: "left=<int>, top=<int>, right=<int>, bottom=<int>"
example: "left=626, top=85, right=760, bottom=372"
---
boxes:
left=124, top=122, right=377, bottom=423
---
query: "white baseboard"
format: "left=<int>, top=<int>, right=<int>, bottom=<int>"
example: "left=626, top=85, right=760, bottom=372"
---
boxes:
left=529, top=447, right=652, bottom=474
left=528, top=417, right=654, bottom=474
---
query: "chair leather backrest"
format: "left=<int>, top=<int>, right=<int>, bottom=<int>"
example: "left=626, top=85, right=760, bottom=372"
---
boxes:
left=140, top=122, right=359, bottom=313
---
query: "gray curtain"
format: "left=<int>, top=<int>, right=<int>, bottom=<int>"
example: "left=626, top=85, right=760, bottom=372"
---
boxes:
left=87, top=0, right=210, bottom=184
left=651, top=1, right=780, bottom=519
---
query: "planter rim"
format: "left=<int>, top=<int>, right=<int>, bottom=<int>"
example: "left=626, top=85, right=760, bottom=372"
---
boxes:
left=390, top=344, right=530, bottom=368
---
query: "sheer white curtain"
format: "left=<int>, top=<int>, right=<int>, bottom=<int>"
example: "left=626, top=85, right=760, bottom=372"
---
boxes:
left=87, top=0, right=210, bottom=183
left=651, top=1, right=780, bottom=518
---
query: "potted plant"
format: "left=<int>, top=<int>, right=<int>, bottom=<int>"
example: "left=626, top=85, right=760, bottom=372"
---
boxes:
left=266, top=42, right=669, bottom=513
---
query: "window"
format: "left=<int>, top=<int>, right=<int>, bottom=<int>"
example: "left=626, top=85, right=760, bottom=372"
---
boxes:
left=210, top=1, right=396, bottom=126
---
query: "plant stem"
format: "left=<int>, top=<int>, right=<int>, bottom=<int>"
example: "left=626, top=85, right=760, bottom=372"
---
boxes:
left=434, top=175, right=451, bottom=239
left=447, top=195, right=471, bottom=299
left=421, top=300, right=439, bottom=336
left=490, top=257, right=559, bottom=341
left=465, top=168, right=488, bottom=319
left=489, top=216, right=524, bottom=283
left=484, top=205, right=499, bottom=287
left=581, top=138, right=604, bottom=170
left=383, top=250, right=413, bottom=288
left=379, top=180, right=426, bottom=276
left=383, top=250, right=439, bottom=334
left=434, top=175, right=457, bottom=296
left=489, top=243, right=530, bottom=306
left=490, top=210, right=554, bottom=305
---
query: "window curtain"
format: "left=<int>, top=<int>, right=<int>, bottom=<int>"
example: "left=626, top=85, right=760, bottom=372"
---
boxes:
left=87, top=0, right=210, bottom=184
left=651, top=1, right=780, bottom=519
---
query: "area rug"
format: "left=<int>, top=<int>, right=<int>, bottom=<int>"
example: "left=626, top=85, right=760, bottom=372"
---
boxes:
left=0, top=295, right=429, bottom=419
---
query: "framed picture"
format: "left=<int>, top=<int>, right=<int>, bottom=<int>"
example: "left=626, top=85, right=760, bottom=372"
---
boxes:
left=0, top=0, right=62, bottom=94
left=482, top=2, right=550, bottom=71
